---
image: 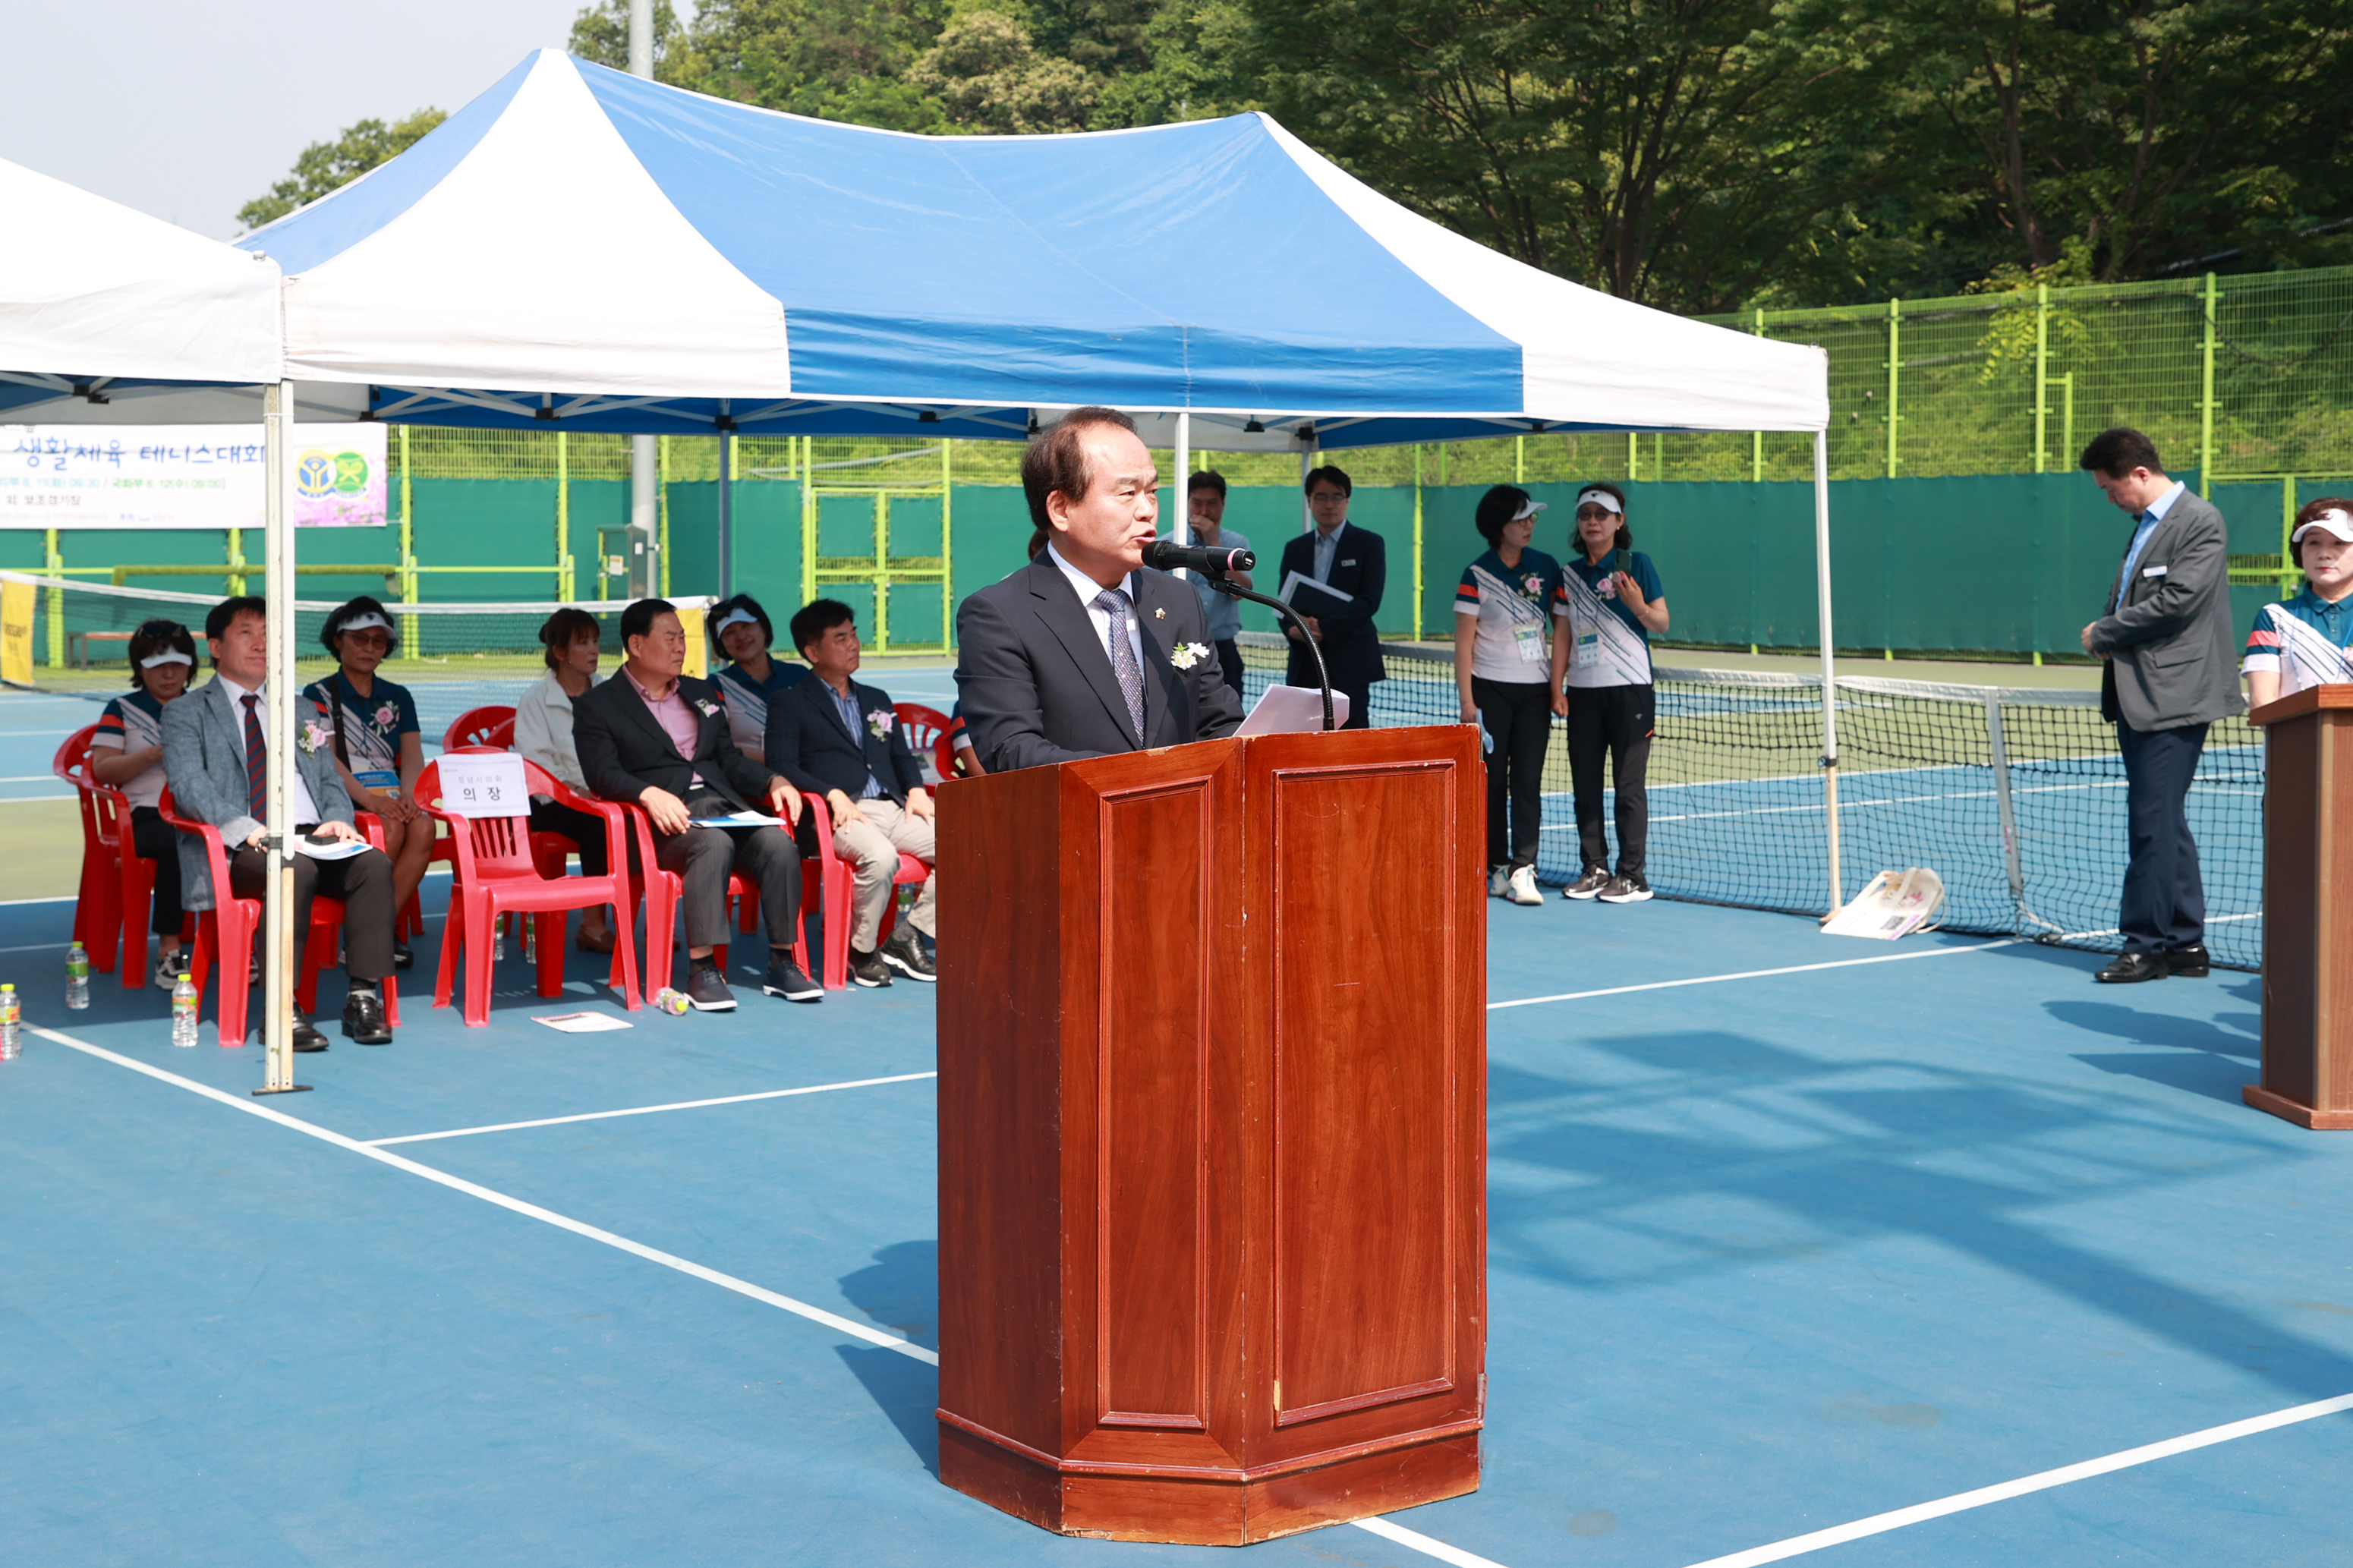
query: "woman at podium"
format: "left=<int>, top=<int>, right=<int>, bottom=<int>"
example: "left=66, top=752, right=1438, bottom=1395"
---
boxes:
left=2243, top=499, right=2353, bottom=707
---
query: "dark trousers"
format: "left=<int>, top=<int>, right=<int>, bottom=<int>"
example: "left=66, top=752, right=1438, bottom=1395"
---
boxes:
left=1566, top=683, right=1655, bottom=877
left=1214, top=638, right=1244, bottom=700
left=227, top=839, right=396, bottom=981
left=128, top=806, right=186, bottom=936
left=528, top=797, right=610, bottom=879
left=2117, top=719, right=2208, bottom=954
left=1473, top=677, right=1552, bottom=869
left=653, top=804, right=802, bottom=950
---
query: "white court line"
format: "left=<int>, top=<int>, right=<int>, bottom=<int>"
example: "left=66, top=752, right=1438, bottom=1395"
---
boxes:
left=0, top=940, right=65, bottom=953
left=1680, top=1390, right=2353, bottom=1568
left=1489, top=939, right=2030, bottom=1010
left=368, top=1072, right=940, bottom=1146
left=1351, top=1516, right=1514, bottom=1566
left=28, top=1025, right=938, bottom=1366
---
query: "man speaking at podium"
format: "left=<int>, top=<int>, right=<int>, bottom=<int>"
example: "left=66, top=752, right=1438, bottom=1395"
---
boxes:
left=956, top=407, right=1244, bottom=773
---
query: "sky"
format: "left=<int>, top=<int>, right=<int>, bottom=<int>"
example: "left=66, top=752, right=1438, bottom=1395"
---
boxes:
left=0, top=0, right=649, bottom=238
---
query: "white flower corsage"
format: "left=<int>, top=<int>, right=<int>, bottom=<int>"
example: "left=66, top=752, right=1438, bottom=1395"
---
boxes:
left=1168, top=641, right=1212, bottom=672
left=694, top=698, right=721, bottom=719
left=865, top=707, right=896, bottom=741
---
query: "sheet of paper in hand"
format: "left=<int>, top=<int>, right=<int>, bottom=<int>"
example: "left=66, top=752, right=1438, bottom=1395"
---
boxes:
left=1235, top=684, right=1352, bottom=735
left=1277, top=570, right=1354, bottom=606
left=436, top=751, right=530, bottom=818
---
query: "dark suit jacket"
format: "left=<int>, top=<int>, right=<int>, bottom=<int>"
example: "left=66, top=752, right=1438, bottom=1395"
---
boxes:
left=2088, top=488, right=2245, bottom=731
left=572, top=667, right=776, bottom=814
left=1278, top=521, right=1387, bottom=689
left=954, top=556, right=1246, bottom=773
left=764, top=674, right=925, bottom=804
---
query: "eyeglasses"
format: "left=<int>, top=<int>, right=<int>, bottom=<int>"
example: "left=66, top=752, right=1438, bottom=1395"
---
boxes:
left=1575, top=505, right=1614, bottom=520
left=340, top=631, right=392, bottom=651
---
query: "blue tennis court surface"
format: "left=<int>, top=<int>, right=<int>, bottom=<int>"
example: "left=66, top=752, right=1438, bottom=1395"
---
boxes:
left=6, top=827, right=2352, bottom=1566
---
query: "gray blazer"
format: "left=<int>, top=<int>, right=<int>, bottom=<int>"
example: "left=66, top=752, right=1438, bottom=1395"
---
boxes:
left=159, top=676, right=354, bottom=912
left=2089, top=488, right=2246, bottom=732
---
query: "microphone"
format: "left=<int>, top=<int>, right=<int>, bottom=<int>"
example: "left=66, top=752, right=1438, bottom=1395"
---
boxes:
left=1143, top=539, right=1256, bottom=575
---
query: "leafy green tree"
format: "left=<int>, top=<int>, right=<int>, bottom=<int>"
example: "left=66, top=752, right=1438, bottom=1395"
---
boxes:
left=910, top=11, right=1098, bottom=132
left=235, top=109, right=448, bottom=231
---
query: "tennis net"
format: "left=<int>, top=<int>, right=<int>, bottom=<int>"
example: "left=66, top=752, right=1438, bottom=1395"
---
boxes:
left=1236, top=635, right=2264, bottom=971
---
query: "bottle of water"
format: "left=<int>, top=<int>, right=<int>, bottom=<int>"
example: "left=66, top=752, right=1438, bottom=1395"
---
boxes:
left=523, top=918, right=537, bottom=965
left=493, top=917, right=506, bottom=962
left=0, top=983, right=20, bottom=1060
left=171, top=974, right=199, bottom=1048
left=651, top=986, right=689, bottom=1015
left=65, top=942, right=90, bottom=1011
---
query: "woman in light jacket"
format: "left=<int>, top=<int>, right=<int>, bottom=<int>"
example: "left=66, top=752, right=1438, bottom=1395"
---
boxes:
left=514, top=607, right=616, bottom=954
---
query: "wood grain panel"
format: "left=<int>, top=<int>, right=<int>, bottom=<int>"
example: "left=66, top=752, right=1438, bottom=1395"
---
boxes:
left=1269, top=762, right=1457, bottom=1422
left=2263, top=715, right=2320, bottom=1109
left=1097, top=779, right=1212, bottom=1427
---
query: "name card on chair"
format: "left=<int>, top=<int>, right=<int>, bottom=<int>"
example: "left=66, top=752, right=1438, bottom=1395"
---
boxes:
left=436, top=752, right=530, bottom=818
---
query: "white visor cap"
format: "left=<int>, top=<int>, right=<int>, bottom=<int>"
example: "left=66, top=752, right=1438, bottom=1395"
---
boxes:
left=713, top=607, right=763, bottom=635
left=2292, top=508, right=2353, bottom=546
left=1574, top=488, right=1624, bottom=515
left=335, top=612, right=393, bottom=634
left=1512, top=497, right=1548, bottom=522
left=140, top=649, right=194, bottom=669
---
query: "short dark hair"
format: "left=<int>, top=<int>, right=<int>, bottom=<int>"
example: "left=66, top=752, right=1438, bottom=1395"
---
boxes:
left=618, top=597, right=677, bottom=647
left=1187, top=469, right=1227, bottom=499
left=1574, top=483, right=1633, bottom=553
left=1022, top=406, right=1139, bottom=532
left=125, top=619, right=194, bottom=688
left=2079, top=427, right=2165, bottom=479
left=203, top=595, right=266, bottom=650
left=537, top=607, right=600, bottom=669
left=2292, top=497, right=2353, bottom=569
left=1474, top=486, right=1532, bottom=548
left=789, top=597, right=857, bottom=656
left=1304, top=464, right=1353, bottom=498
left=320, top=594, right=399, bottom=657
left=707, top=593, right=773, bottom=654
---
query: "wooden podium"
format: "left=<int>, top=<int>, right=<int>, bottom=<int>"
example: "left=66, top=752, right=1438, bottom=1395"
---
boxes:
left=2247, top=684, right=2353, bottom=1129
left=933, top=724, right=1486, bottom=1544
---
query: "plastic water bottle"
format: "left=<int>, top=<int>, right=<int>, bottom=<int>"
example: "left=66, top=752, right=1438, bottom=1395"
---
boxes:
left=171, top=974, right=199, bottom=1048
left=523, top=919, right=537, bottom=965
left=493, top=918, right=506, bottom=962
left=65, top=942, right=90, bottom=1010
left=0, top=983, right=20, bottom=1060
left=651, top=986, right=689, bottom=1015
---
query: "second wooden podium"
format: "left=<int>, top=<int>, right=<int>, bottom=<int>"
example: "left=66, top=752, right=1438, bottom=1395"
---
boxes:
left=2247, top=683, right=2353, bottom=1129
left=934, top=724, right=1487, bottom=1544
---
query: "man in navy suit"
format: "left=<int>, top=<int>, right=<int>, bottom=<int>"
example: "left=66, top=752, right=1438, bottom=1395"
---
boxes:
left=1277, top=464, right=1386, bottom=729
left=766, top=599, right=937, bottom=989
left=955, top=407, right=1244, bottom=772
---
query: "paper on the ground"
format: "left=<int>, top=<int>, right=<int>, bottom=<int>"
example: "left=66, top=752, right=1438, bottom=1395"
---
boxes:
left=691, top=809, right=783, bottom=829
left=1277, top=569, right=1353, bottom=606
left=1822, top=868, right=1942, bottom=940
left=436, top=751, right=530, bottom=818
left=1236, top=684, right=1350, bottom=735
left=531, top=1011, right=634, bottom=1034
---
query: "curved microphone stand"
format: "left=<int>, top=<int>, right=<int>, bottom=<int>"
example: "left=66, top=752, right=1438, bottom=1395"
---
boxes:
left=1205, top=573, right=1334, bottom=732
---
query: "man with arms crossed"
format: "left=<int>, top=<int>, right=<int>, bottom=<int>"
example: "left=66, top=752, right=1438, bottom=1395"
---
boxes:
left=766, top=599, right=938, bottom=990
left=2076, top=427, right=2243, bottom=984
left=956, top=407, right=1243, bottom=770
left=161, top=595, right=396, bottom=1047
left=573, top=598, right=819, bottom=1011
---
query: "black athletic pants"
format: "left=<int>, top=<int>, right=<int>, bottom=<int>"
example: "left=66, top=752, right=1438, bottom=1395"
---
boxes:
left=2117, top=719, right=2207, bottom=956
left=1566, top=682, right=1654, bottom=878
left=1472, top=676, right=1552, bottom=870
left=128, top=805, right=187, bottom=936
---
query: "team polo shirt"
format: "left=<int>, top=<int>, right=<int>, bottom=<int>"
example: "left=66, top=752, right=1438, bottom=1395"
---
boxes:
left=2243, top=585, right=2353, bottom=694
left=1454, top=548, right=1564, bottom=683
left=714, top=657, right=808, bottom=755
left=1551, top=550, right=1665, bottom=689
left=91, top=687, right=172, bottom=810
left=303, top=669, right=420, bottom=792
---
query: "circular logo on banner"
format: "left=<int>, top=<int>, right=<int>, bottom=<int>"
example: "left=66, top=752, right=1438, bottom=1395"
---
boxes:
left=333, top=451, right=369, bottom=494
left=295, top=450, right=336, bottom=498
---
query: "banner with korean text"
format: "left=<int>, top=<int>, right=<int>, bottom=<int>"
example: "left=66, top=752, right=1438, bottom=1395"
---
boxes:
left=0, top=423, right=389, bottom=528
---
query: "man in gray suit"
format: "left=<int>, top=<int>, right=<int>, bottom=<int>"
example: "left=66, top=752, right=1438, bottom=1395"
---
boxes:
left=2077, top=427, right=2244, bottom=984
left=161, top=596, right=396, bottom=1046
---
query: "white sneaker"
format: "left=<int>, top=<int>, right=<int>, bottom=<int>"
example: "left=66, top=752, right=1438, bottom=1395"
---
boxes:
left=1504, top=865, right=1544, bottom=906
left=1488, top=866, right=1510, bottom=899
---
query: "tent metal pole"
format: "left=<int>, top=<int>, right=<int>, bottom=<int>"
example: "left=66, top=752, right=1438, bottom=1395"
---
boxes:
left=257, top=379, right=305, bottom=1094
left=1172, top=411, right=1190, bottom=547
left=717, top=424, right=733, bottom=597
left=627, top=0, right=658, bottom=597
left=1813, top=428, right=1841, bottom=916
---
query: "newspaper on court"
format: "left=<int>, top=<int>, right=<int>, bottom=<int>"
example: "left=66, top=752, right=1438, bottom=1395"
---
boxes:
left=1822, top=867, right=1946, bottom=940
left=531, top=1011, right=634, bottom=1034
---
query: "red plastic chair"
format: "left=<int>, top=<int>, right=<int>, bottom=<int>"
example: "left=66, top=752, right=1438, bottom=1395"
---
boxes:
left=157, top=789, right=402, bottom=1046
left=441, top=705, right=516, bottom=751
left=894, top=703, right=955, bottom=785
left=423, top=756, right=638, bottom=1025
left=55, top=726, right=125, bottom=976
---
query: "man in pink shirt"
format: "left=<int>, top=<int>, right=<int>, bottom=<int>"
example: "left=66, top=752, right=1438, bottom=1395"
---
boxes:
left=572, top=599, right=820, bottom=1011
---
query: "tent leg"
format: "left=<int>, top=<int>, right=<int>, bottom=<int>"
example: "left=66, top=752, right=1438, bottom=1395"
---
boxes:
left=1172, top=412, right=1190, bottom=547
left=257, top=380, right=307, bottom=1095
left=717, top=425, right=733, bottom=598
left=1813, top=429, right=1841, bottom=917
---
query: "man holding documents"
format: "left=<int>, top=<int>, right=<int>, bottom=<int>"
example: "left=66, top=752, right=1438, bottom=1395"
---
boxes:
left=1278, top=464, right=1387, bottom=729
left=574, top=597, right=817, bottom=1010
left=956, top=407, right=1244, bottom=771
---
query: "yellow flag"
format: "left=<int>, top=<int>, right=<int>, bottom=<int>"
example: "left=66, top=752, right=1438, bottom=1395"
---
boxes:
left=0, top=579, right=33, bottom=688
left=678, top=604, right=707, bottom=680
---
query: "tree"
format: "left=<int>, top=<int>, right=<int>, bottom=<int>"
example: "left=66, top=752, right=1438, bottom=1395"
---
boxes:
left=567, top=0, right=685, bottom=71
left=236, top=109, right=448, bottom=231
left=909, top=11, right=1098, bottom=134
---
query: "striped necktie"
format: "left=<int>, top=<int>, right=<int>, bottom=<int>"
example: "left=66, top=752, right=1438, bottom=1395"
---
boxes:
left=1092, top=588, right=1147, bottom=741
left=241, top=693, right=266, bottom=820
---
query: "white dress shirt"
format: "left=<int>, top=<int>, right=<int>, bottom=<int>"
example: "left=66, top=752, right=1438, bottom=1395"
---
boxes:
left=1046, top=543, right=1146, bottom=675
left=1312, top=521, right=1347, bottom=583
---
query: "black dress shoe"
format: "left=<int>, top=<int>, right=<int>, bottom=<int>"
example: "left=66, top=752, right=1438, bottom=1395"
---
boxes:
left=391, top=940, right=414, bottom=971
left=291, top=1012, right=329, bottom=1052
left=2096, top=952, right=2169, bottom=984
left=2166, top=943, right=2211, bottom=978
left=342, top=988, right=392, bottom=1044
